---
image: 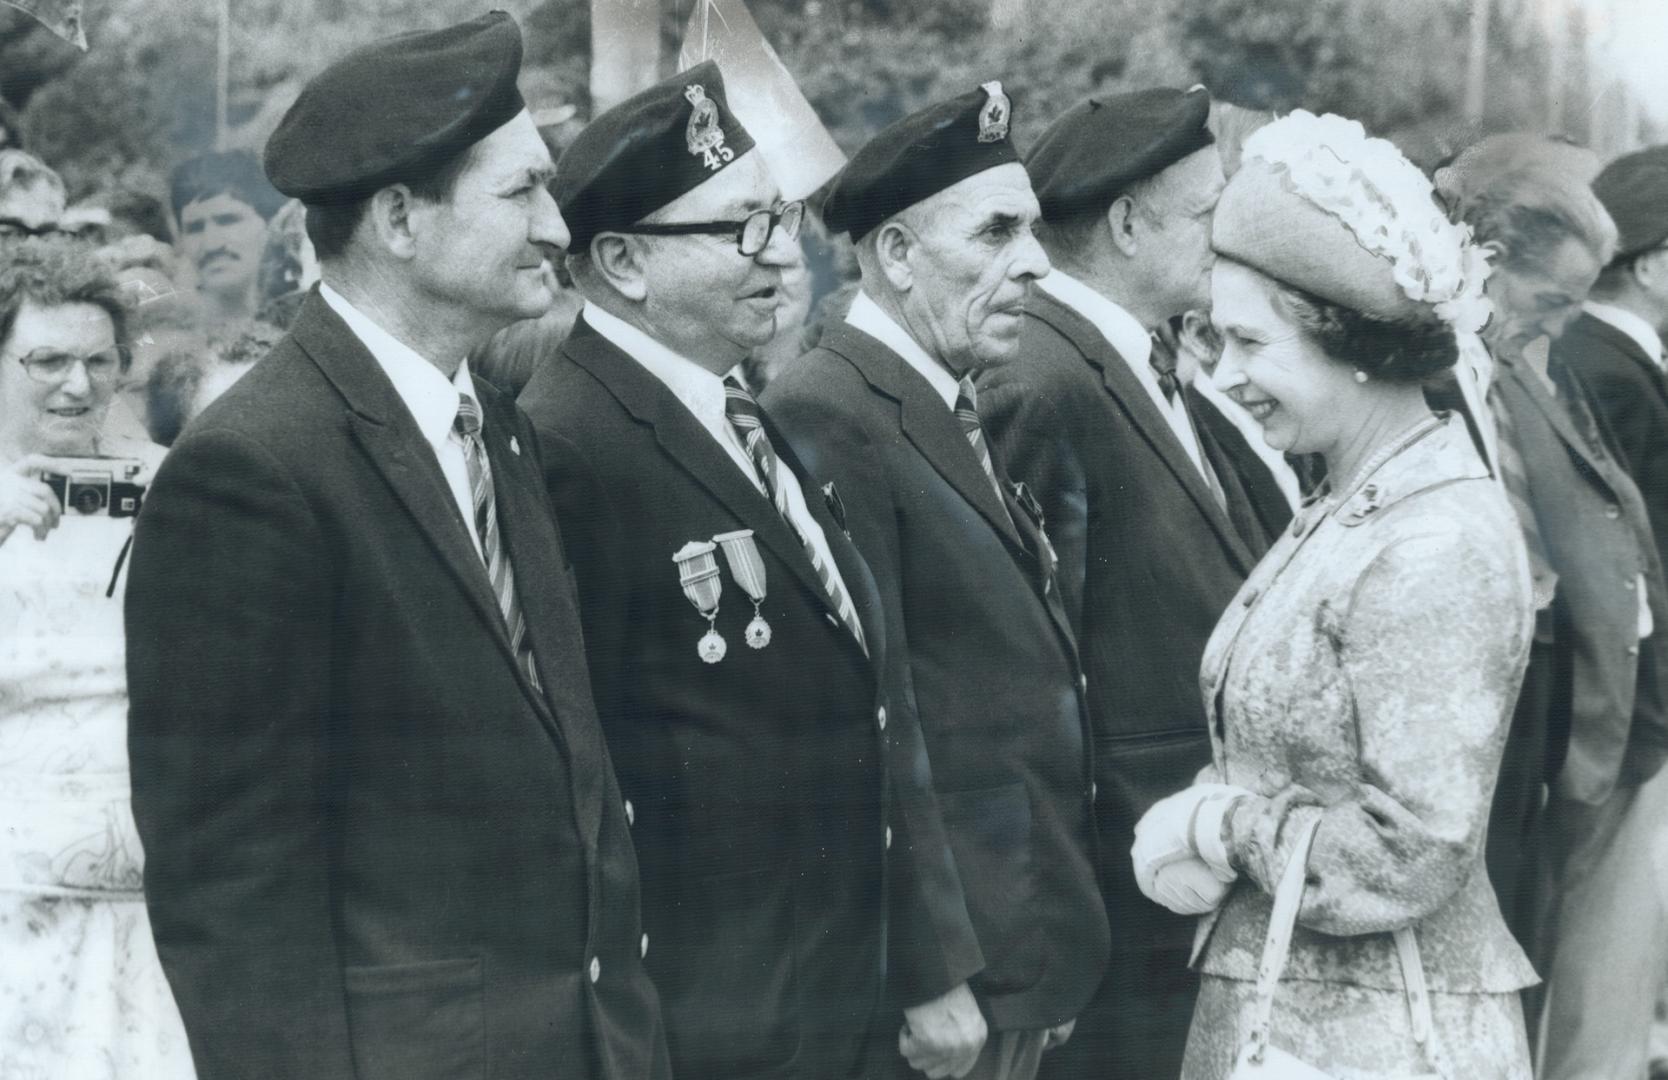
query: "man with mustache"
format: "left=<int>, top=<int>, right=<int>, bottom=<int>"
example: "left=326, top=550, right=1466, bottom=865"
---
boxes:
left=168, top=149, right=284, bottom=327
left=762, top=84, right=1107, bottom=1080
left=126, top=15, right=668, bottom=1079
left=968, top=86, right=1262, bottom=1080
left=519, top=62, right=894, bottom=1080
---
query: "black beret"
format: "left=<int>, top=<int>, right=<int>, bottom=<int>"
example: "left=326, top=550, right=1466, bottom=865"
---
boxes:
left=822, top=81, right=1020, bottom=242
left=556, top=60, right=757, bottom=254
left=1593, top=144, right=1668, bottom=261
left=1026, top=86, right=1213, bottom=222
left=264, top=11, right=525, bottom=204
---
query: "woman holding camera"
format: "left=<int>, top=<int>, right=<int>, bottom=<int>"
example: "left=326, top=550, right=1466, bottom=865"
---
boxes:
left=0, top=239, right=191, bottom=1076
left=1131, top=113, right=1538, bottom=1079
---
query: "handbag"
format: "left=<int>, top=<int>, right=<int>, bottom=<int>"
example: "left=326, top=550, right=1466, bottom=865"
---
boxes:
left=1228, top=815, right=1455, bottom=1080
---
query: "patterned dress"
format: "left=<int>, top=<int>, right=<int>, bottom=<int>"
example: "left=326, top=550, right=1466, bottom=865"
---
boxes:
left=0, top=445, right=194, bottom=1080
left=1181, top=416, right=1538, bottom=1080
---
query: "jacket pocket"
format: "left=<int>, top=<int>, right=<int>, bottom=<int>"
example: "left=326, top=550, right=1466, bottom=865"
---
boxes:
left=344, top=956, right=485, bottom=1080
left=937, top=781, right=1038, bottom=991
left=655, top=865, right=799, bottom=1076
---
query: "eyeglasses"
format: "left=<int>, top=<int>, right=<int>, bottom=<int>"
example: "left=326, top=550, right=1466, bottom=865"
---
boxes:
left=618, top=201, right=804, bottom=257
left=0, top=217, right=70, bottom=240
left=16, top=345, right=129, bottom=384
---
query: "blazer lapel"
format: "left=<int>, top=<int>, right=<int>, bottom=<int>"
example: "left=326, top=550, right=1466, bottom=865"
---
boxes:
left=562, top=319, right=847, bottom=623
left=1028, top=290, right=1258, bottom=575
left=291, top=292, right=528, bottom=675
left=1588, top=314, right=1668, bottom=410
left=822, top=321, right=1030, bottom=559
left=1500, top=354, right=1618, bottom=497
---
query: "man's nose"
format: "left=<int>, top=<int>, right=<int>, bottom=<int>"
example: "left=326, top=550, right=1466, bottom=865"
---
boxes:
left=531, top=186, right=571, bottom=254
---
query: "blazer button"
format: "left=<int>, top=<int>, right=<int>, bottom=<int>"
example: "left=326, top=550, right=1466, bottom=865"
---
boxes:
left=640, top=933, right=649, bottom=959
left=1628, top=644, right=1641, bottom=656
left=1607, top=504, right=1622, bottom=520
left=884, top=825, right=893, bottom=850
left=1625, top=577, right=1637, bottom=590
left=624, top=799, right=635, bottom=827
left=877, top=706, right=888, bottom=731
left=1090, top=782, right=1098, bottom=802
left=1079, top=674, right=1088, bottom=694
left=589, top=957, right=601, bottom=983
left=826, top=612, right=840, bottom=628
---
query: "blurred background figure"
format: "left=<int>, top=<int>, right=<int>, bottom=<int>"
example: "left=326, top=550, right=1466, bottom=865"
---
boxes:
left=1440, top=133, right=1668, bottom=1079
left=469, top=262, right=583, bottom=399
left=0, top=238, right=190, bottom=1078
left=167, top=149, right=284, bottom=329
left=252, top=197, right=317, bottom=329
left=740, top=237, right=812, bottom=393
left=0, top=148, right=67, bottom=239
left=191, top=320, right=281, bottom=418
left=0, top=96, right=23, bottom=153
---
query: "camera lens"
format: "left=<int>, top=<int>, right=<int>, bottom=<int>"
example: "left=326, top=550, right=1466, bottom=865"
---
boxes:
left=69, top=484, right=107, bottom=515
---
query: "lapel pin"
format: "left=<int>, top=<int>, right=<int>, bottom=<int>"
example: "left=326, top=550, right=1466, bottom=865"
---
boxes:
left=508, top=435, right=521, bottom=456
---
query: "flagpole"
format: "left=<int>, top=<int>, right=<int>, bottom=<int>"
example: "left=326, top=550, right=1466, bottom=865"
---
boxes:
left=215, top=0, right=231, bottom=149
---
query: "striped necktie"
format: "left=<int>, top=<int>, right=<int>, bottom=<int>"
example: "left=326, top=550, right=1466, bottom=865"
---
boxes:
left=454, top=394, right=540, bottom=688
left=954, top=375, right=1007, bottom=506
left=722, top=375, right=867, bottom=655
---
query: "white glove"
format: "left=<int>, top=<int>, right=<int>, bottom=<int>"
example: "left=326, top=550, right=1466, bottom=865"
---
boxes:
left=1132, top=783, right=1252, bottom=914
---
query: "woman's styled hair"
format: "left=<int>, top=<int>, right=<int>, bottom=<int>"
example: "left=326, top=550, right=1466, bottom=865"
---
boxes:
left=0, top=238, right=130, bottom=371
left=1273, top=278, right=1458, bottom=385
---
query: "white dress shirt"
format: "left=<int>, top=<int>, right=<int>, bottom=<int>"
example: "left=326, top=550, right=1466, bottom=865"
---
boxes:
left=844, top=290, right=962, bottom=409
left=1585, top=300, right=1665, bottom=371
left=583, top=302, right=853, bottom=603
left=320, top=283, right=486, bottom=561
left=1036, top=270, right=1212, bottom=479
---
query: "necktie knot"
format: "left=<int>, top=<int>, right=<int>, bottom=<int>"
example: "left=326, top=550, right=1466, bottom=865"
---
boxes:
left=1149, top=335, right=1181, bottom=403
left=454, top=393, right=483, bottom=438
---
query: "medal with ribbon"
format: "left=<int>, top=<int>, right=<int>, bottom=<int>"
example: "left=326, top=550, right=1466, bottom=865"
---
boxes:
left=713, top=529, right=771, bottom=649
left=672, top=540, right=727, bottom=663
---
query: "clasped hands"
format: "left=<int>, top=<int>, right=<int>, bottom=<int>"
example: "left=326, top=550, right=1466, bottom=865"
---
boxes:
left=1131, top=782, right=1251, bottom=916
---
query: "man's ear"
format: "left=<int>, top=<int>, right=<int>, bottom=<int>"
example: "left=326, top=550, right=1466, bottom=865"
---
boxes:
left=1106, top=195, right=1139, bottom=257
left=591, top=233, right=649, bottom=302
left=1633, top=247, right=1668, bottom=292
left=366, top=185, right=420, bottom=261
left=874, top=220, right=915, bottom=293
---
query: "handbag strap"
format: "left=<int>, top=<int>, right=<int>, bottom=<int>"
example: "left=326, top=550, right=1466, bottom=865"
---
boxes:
left=1244, top=813, right=1452, bottom=1079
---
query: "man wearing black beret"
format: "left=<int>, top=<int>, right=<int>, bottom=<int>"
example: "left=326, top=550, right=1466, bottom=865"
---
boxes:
left=763, top=83, right=1108, bottom=1080
left=519, top=60, right=896, bottom=1080
left=972, top=86, right=1256, bottom=1080
left=126, top=13, right=669, bottom=1080
left=1556, top=145, right=1668, bottom=569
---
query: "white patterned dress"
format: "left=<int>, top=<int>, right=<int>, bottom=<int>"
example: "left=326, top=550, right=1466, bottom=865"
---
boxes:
left=1181, top=417, right=1538, bottom=1079
left=0, top=446, right=194, bottom=1080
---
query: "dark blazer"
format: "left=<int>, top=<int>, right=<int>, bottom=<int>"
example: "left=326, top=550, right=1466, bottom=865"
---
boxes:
left=1554, top=310, right=1668, bottom=566
left=125, top=292, right=667, bottom=1080
left=976, top=287, right=1261, bottom=958
left=1493, top=351, right=1668, bottom=803
left=762, top=317, right=1109, bottom=1034
left=518, top=316, right=891, bottom=1080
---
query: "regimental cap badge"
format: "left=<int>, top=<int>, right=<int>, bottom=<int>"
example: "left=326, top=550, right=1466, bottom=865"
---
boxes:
left=684, top=83, right=735, bottom=172
left=977, top=81, right=1011, bottom=144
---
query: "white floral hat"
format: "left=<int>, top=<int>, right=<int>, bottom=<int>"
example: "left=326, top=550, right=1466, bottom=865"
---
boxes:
left=1212, top=110, right=1492, bottom=335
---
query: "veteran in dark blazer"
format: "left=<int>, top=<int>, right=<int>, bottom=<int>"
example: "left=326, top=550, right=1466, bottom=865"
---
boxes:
left=973, top=88, right=1257, bottom=1080
left=762, top=84, right=1108, bottom=1080
left=1556, top=145, right=1668, bottom=565
left=519, top=64, right=897, bottom=1080
left=124, top=17, right=668, bottom=1080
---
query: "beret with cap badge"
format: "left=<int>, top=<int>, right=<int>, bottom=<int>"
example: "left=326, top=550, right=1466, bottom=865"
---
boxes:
left=264, top=11, right=526, bottom=205
left=1026, top=86, right=1213, bottom=223
left=555, top=60, right=756, bottom=255
left=1592, top=144, right=1668, bottom=263
left=821, top=81, right=1020, bottom=243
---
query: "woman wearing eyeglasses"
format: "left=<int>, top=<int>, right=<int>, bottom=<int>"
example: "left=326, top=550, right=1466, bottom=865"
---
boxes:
left=0, top=239, right=191, bottom=1077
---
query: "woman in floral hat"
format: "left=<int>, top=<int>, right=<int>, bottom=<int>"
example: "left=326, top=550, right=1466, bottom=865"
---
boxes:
left=1129, top=111, right=1537, bottom=1079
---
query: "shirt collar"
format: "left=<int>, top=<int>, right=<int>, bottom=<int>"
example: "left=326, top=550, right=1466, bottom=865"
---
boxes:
left=319, top=282, right=475, bottom=443
left=583, top=301, right=735, bottom=429
left=1583, top=300, right=1665, bottom=370
left=1036, top=269, right=1152, bottom=369
left=844, top=290, right=961, bottom=409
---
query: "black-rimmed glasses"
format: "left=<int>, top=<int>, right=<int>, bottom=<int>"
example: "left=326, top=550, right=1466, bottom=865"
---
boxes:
left=16, top=345, right=129, bottom=384
left=618, top=201, right=804, bottom=257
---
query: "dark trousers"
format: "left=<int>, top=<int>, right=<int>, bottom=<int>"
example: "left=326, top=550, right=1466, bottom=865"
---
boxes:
left=1035, top=945, right=1198, bottom=1080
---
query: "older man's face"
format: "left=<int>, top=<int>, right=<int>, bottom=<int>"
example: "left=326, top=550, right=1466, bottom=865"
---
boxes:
left=899, top=161, right=1050, bottom=371
left=634, top=151, right=797, bottom=364
left=410, top=109, right=568, bottom=330
left=1483, top=235, right=1601, bottom=357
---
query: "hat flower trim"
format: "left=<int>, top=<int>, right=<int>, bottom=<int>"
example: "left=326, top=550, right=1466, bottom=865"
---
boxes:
left=1242, top=110, right=1493, bottom=335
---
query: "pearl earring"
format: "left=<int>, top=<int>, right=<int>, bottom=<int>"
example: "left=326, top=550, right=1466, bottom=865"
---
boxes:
left=1353, top=369, right=1369, bottom=383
